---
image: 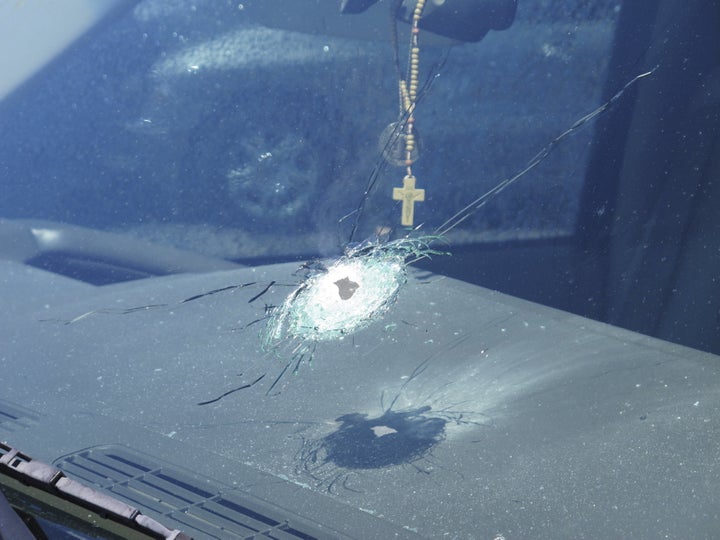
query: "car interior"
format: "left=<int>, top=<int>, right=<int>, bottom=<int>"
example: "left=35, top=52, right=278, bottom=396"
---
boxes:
left=0, top=1, right=718, bottom=538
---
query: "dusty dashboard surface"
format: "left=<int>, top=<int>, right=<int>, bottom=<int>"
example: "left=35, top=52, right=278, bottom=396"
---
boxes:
left=2, top=257, right=719, bottom=538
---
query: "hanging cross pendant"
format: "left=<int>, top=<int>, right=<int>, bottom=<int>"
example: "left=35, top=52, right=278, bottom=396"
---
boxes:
left=392, top=174, right=425, bottom=227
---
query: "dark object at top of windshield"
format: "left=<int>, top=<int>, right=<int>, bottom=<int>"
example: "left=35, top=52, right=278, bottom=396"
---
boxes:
left=340, top=0, right=380, bottom=15
left=341, top=0, right=518, bottom=42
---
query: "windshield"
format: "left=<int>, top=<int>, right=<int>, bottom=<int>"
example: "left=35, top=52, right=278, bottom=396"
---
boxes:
left=3, top=0, right=715, bottom=355
left=1, top=0, right=618, bottom=253
left=1, top=1, right=719, bottom=538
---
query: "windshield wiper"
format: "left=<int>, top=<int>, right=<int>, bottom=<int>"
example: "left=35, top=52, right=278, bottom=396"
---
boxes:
left=0, top=442, right=191, bottom=540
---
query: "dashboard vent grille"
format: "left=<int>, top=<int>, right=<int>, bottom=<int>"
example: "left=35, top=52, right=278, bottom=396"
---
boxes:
left=55, top=445, right=328, bottom=540
left=0, top=399, right=40, bottom=434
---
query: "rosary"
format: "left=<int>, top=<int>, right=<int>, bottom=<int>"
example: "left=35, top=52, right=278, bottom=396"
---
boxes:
left=387, top=0, right=427, bottom=227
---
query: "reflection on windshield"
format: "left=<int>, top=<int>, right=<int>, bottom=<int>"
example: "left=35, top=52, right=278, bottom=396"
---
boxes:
left=48, top=0, right=651, bottom=414
left=52, top=51, right=651, bottom=396
left=49, top=65, right=655, bottom=513
left=0, top=1, right=624, bottom=261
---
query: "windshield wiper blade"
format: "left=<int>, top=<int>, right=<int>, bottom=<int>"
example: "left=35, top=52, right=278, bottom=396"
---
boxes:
left=0, top=442, right=192, bottom=540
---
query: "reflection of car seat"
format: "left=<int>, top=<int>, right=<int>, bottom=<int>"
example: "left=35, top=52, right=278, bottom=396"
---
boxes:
left=0, top=219, right=240, bottom=285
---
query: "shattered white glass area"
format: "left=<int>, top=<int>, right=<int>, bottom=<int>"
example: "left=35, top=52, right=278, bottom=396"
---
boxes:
left=264, top=237, right=442, bottom=349
left=271, top=257, right=404, bottom=342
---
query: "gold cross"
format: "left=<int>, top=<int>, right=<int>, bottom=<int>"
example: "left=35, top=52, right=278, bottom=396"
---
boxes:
left=392, top=174, right=425, bottom=226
